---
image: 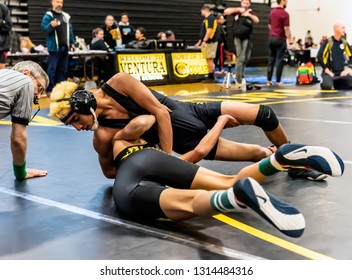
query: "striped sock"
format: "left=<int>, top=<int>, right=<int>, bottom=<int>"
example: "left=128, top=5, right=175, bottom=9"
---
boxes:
left=210, top=188, right=246, bottom=212
left=258, top=154, right=286, bottom=176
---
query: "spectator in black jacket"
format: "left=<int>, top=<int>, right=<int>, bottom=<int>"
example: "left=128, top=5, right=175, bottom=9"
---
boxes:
left=0, top=2, right=12, bottom=69
left=100, top=15, right=117, bottom=49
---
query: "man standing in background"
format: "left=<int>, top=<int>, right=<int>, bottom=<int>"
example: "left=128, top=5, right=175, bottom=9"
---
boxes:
left=0, top=1, right=12, bottom=69
left=195, top=5, right=219, bottom=82
left=266, top=0, right=293, bottom=86
left=224, top=0, right=259, bottom=84
left=41, top=0, right=75, bottom=93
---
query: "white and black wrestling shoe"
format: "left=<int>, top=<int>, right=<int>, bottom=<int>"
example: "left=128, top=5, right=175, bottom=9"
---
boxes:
left=275, top=144, right=344, bottom=177
left=233, top=178, right=305, bottom=238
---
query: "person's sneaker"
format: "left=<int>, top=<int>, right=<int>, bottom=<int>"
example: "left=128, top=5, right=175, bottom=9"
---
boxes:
left=233, top=178, right=305, bottom=238
left=288, top=168, right=328, bottom=181
left=275, top=144, right=344, bottom=177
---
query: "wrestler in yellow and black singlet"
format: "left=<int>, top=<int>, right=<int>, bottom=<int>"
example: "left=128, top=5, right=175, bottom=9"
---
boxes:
left=113, top=144, right=199, bottom=219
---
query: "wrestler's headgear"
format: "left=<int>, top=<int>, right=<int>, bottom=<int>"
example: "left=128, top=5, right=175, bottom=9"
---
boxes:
left=57, top=90, right=99, bottom=130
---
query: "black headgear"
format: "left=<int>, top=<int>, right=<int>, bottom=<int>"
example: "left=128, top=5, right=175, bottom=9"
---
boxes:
left=57, top=90, right=97, bottom=122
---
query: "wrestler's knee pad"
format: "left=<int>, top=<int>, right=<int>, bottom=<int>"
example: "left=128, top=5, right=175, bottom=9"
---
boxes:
left=254, top=105, right=279, bottom=132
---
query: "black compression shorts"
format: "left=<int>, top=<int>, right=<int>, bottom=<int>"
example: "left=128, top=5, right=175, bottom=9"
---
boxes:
left=171, top=101, right=222, bottom=159
left=113, top=148, right=200, bottom=219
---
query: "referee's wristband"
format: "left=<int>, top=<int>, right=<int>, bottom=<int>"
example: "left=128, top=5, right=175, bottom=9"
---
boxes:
left=13, top=161, right=27, bottom=180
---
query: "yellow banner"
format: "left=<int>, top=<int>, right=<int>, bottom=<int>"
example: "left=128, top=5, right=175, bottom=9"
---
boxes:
left=117, top=53, right=168, bottom=82
left=171, top=52, right=208, bottom=78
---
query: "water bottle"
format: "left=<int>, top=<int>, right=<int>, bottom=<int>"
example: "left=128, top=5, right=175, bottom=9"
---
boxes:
left=241, top=78, right=246, bottom=93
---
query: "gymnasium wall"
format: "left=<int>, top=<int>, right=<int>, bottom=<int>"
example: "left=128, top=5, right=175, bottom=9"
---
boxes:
left=28, top=0, right=205, bottom=46
left=283, top=0, right=352, bottom=45
left=27, top=0, right=272, bottom=65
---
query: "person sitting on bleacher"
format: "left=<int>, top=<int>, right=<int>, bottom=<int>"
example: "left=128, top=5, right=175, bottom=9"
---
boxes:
left=126, top=27, right=152, bottom=49
left=88, top=28, right=110, bottom=82
left=165, top=30, right=175, bottom=41
left=90, top=28, right=111, bottom=51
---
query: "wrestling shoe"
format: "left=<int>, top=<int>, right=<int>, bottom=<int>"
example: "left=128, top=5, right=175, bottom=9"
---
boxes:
left=233, top=178, right=305, bottom=238
left=287, top=168, right=328, bottom=181
left=274, top=144, right=344, bottom=177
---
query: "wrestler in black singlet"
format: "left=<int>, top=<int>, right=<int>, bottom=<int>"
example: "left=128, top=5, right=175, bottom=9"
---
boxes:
left=99, top=83, right=222, bottom=159
left=113, top=144, right=200, bottom=219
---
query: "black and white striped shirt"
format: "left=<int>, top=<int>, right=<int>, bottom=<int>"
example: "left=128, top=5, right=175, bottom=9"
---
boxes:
left=0, top=69, right=34, bottom=125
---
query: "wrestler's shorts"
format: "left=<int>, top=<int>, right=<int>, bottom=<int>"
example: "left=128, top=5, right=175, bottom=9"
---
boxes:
left=172, top=101, right=222, bottom=160
left=113, top=148, right=200, bottom=219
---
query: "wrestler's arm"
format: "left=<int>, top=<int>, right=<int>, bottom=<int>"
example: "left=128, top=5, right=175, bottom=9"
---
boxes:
left=93, top=129, right=117, bottom=179
left=107, top=73, right=173, bottom=154
left=113, top=115, right=156, bottom=141
left=179, top=115, right=238, bottom=163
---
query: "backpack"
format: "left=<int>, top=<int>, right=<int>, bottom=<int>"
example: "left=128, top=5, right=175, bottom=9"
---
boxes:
left=232, top=15, right=253, bottom=40
left=296, top=62, right=318, bottom=85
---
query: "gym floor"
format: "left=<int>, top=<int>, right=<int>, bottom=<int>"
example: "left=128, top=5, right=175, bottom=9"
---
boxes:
left=1, top=66, right=351, bottom=260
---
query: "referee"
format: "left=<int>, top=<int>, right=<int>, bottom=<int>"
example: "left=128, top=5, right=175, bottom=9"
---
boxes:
left=0, top=61, right=49, bottom=180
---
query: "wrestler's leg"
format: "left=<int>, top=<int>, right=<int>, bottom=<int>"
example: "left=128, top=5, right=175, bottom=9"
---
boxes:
left=220, top=102, right=289, bottom=147
left=192, top=143, right=344, bottom=191
left=214, top=137, right=273, bottom=162
left=159, top=179, right=305, bottom=238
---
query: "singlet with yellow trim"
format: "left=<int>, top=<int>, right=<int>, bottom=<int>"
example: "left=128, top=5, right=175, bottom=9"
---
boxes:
left=113, top=143, right=157, bottom=167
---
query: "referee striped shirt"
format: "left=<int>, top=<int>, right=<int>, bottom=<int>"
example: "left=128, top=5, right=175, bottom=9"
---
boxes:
left=0, top=69, right=34, bottom=125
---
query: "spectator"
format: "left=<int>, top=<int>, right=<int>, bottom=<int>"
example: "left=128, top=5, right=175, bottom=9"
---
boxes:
left=266, top=0, right=293, bottom=86
left=100, top=15, right=117, bottom=49
left=317, top=22, right=352, bottom=90
left=305, top=36, right=317, bottom=49
left=20, top=37, right=37, bottom=54
left=320, top=35, right=327, bottom=46
left=41, top=0, right=76, bottom=93
left=293, top=38, right=310, bottom=64
left=89, top=27, right=111, bottom=82
left=224, top=0, right=259, bottom=83
left=165, top=30, right=175, bottom=40
left=214, top=14, right=228, bottom=70
left=0, top=61, right=49, bottom=180
left=195, top=5, right=219, bottom=82
left=9, top=31, right=21, bottom=53
left=90, top=27, right=110, bottom=51
left=0, top=2, right=12, bottom=69
left=157, top=31, right=166, bottom=40
left=118, top=13, right=135, bottom=46
left=304, top=30, right=312, bottom=44
left=126, top=27, right=151, bottom=49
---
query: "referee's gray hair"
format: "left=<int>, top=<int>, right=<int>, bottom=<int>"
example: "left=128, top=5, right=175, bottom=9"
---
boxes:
left=12, top=60, right=49, bottom=88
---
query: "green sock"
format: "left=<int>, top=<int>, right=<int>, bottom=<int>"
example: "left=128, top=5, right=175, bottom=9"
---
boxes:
left=210, top=189, right=243, bottom=212
left=258, top=155, right=285, bottom=176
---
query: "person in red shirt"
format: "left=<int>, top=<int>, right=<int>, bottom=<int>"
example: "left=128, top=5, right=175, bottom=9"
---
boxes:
left=266, top=0, right=293, bottom=86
